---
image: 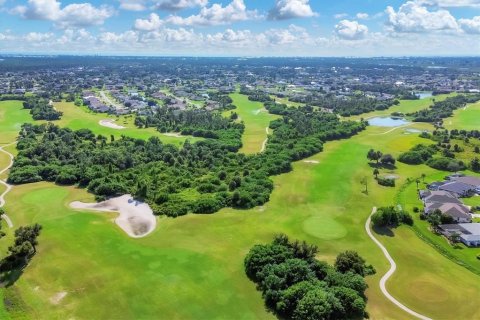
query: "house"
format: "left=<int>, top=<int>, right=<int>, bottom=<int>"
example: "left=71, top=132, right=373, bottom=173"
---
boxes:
left=438, top=224, right=480, bottom=247
left=421, top=190, right=471, bottom=223
left=439, top=181, right=476, bottom=197
left=453, top=176, right=480, bottom=190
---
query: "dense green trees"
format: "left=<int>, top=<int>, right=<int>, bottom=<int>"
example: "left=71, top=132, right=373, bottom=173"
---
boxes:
left=10, top=102, right=365, bottom=218
left=23, top=96, right=63, bottom=121
left=244, top=234, right=374, bottom=320
left=371, top=206, right=413, bottom=228
left=408, top=94, right=480, bottom=123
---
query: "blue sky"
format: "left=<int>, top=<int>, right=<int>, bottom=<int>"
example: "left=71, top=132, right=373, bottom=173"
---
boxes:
left=0, top=0, right=479, bottom=56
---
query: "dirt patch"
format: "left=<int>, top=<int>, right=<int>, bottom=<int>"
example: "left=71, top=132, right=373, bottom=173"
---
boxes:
left=70, top=194, right=156, bottom=238
left=49, top=291, right=67, bottom=305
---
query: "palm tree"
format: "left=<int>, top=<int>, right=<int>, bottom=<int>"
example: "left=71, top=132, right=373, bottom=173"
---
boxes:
left=373, top=169, right=379, bottom=179
left=421, top=173, right=426, bottom=182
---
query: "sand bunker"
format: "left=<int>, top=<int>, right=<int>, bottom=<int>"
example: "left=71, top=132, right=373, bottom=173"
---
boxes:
left=163, top=132, right=183, bottom=138
left=70, top=195, right=156, bottom=238
left=304, top=160, right=319, bottom=164
left=99, top=119, right=125, bottom=130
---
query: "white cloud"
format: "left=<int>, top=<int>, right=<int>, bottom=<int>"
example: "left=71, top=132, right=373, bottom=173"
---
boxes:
left=13, top=0, right=114, bottom=28
left=166, top=0, right=258, bottom=26
left=386, top=1, right=458, bottom=33
left=268, top=0, right=317, bottom=20
left=334, top=20, right=368, bottom=40
left=459, top=16, right=480, bottom=34
left=356, top=12, right=369, bottom=20
left=417, top=0, right=480, bottom=7
left=134, top=13, right=163, bottom=31
left=154, top=0, right=208, bottom=11
left=24, top=31, right=54, bottom=42
left=119, top=0, right=146, bottom=11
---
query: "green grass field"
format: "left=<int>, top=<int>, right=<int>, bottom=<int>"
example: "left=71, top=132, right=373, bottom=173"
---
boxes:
left=445, top=101, right=480, bottom=131
left=0, top=100, right=34, bottom=144
left=228, top=94, right=279, bottom=154
left=2, top=97, right=480, bottom=319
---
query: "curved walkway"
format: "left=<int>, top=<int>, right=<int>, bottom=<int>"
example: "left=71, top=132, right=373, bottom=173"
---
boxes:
left=369, top=124, right=412, bottom=136
left=365, top=207, right=432, bottom=320
left=0, top=142, right=16, bottom=228
left=260, top=127, right=269, bottom=152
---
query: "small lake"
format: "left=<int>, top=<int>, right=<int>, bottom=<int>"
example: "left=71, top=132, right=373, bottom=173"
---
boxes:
left=368, top=117, right=410, bottom=127
left=414, top=91, right=433, bottom=99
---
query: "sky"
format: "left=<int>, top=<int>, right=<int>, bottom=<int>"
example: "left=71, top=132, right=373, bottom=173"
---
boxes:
left=0, top=0, right=479, bottom=56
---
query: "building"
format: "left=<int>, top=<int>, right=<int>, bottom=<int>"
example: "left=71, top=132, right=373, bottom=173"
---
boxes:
left=421, top=190, right=472, bottom=223
left=438, top=224, right=480, bottom=247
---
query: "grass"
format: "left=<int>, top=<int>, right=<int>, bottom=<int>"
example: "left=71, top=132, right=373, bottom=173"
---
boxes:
left=2, top=98, right=480, bottom=319
left=0, top=101, right=33, bottom=144
left=445, top=101, right=480, bottom=131
left=228, top=93, right=279, bottom=154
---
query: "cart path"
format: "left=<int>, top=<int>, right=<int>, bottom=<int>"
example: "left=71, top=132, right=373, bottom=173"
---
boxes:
left=365, top=207, right=432, bottom=320
left=0, top=142, right=16, bottom=228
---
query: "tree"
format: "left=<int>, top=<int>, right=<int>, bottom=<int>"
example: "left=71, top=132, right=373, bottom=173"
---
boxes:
left=421, top=173, right=426, bottom=182
left=380, top=154, right=396, bottom=167
left=373, top=168, right=379, bottom=179
left=335, top=251, right=375, bottom=277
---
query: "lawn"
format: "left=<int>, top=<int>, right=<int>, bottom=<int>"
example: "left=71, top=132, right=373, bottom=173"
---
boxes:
left=3, top=97, right=480, bottom=319
left=444, top=100, right=480, bottom=131
left=228, top=93, right=279, bottom=154
left=0, top=100, right=33, bottom=144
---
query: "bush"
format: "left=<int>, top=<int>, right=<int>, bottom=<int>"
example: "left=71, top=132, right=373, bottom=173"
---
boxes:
left=376, top=177, right=395, bottom=187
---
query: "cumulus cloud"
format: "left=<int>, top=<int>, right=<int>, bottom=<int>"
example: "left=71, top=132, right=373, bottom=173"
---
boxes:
left=334, top=13, right=348, bottom=19
left=459, top=16, right=480, bottom=34
left=386, top=1, right=458, bottom=33
left=166, top=0, right=258, bottom=26
left=13, top=0, right=114, bottom=28
left=268, top=0, right=316, bottom=20
left=154, top=0, right=208, bottom=11
left=134, top=13, right=163, bottom=31
left=334, top=20, right=368, bottom=40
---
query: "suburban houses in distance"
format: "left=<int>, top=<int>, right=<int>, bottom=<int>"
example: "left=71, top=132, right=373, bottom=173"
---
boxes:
left=420, top=174, right=480, bottom=247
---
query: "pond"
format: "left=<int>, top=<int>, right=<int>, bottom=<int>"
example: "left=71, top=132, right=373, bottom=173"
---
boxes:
left=368, top=117, right=410, bottom=127
left=414, top=91, right=433, bottom=99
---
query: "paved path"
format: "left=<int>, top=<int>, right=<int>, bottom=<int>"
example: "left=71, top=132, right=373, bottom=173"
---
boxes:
left=369, top=123, right=412, bottom=136
left=0, top=142, right=16, bottom=228
left=260, top=127, right=269, bottom=152
left=365, top=207, right=432, bottom=320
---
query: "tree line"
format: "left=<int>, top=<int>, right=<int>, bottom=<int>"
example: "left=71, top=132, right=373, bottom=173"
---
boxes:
left=408, top=94, right=480, bottom=123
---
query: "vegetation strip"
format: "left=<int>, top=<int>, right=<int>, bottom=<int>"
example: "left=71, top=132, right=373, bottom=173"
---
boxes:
left=365, top=207, right=432, bottom=320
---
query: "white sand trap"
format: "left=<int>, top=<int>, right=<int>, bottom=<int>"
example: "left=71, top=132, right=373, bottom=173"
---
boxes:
left=50, top=291, right=67, bottom=305
left=99, top=119, right=125, bottom=130
left=163, top=132, right=183, bottom=138
left=70, top=195, right=156, bottom=238
left=304, top=160, right=319, bottom=164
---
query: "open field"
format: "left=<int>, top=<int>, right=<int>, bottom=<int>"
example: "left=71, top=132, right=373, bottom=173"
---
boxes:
left=2, top=97, right=480, bottom=319
left=228, top=93, right=279, bottom=154
left=444, top=100, right=480, bottom=131
left=0, top=100, right=33, bottom=144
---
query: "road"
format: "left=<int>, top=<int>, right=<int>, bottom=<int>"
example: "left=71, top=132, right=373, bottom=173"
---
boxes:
left=0, top=142, right=16, bottom=228
left=365, top=207, right=432, bottom=320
